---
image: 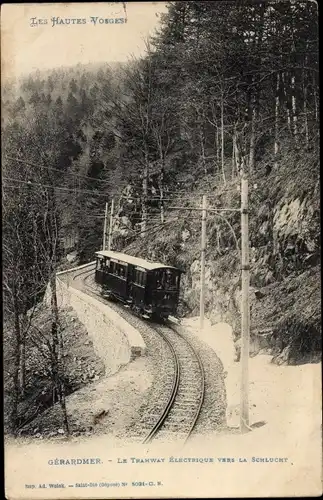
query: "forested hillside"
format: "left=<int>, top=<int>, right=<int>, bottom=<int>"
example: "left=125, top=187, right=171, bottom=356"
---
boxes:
left=2, top=1, right=320, bottom=432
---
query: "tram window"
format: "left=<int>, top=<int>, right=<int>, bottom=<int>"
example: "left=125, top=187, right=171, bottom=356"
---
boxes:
left=135, top=269, right=145, bottom=286
left=165, top=270, right=177, bottom=288
left=118, top=265, right=126, bottom=278
left=97, top=258, right=104, bottom=270
left=156, top=276, right=163, bottom=289
left=156, top=270, right=178, bottom=290
left=156, top=271, right=163, bottom=289
left=110, top=262, right=126, bottom=278
left=166, top=272, right=178, bottom=289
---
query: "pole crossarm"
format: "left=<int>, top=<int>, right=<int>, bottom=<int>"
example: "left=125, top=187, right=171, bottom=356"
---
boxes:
left=167, top=206, right=240, bottom=212
left=208, top=208, right=241, bottom=212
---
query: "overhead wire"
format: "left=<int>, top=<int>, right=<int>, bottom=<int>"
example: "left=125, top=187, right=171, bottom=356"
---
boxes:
left=122, top=218, right=180, bottom=238
left=2, top=177, right=112, bottom=198
left=3, top=181, right=240, bottom=204
left=3, top=155, right=116, bottom=188
left=4, top=173, right=240, bottom=211
left=4, top=182, right=239, bottom=217
left=4, top=156, right=241, bottom=198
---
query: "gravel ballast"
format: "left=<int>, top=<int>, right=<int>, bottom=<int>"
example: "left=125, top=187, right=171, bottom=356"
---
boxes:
left=70, top=268, right=228, bottom=441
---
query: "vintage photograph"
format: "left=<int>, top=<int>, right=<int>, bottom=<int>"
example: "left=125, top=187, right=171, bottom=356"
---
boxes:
left=2, top=1, right=321, bottom=498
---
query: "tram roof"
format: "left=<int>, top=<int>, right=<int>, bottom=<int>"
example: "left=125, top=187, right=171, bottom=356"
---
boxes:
left=95, top=250, right=178, bottom=271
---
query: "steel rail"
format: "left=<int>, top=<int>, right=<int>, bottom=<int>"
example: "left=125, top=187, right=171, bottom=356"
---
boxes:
left=142, top=329, right=180, bottom=444
left=71, top=264, right=96, bottom=281
left=170, top=324, right=206, bottom=443
left=72, top=268, right=205, bottom=444
left=143, top=323, right=205, bottom=444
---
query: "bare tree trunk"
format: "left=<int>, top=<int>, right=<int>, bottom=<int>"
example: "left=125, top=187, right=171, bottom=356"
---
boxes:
left=60, top=388, right=69, bottom=433
left=216, top=126, right=220, bottom=168
left=19, top=309, right=37, bottom=399
left=19, top=340, right=26, bottom=398
left=313, top=73, right=318, bottom=122
left=50, top=268, right=69, bottom=434
left=291, top=74, right=298, bottom=141
left=50, top=270, right=59, bottom=399
left=216, top=224, right=221, bottom=253
left=141, top=152, right=148, bottom=237
left=250, top=75, right=262, bottom=176
left=303, top=79, right=309, bottom=148
left=199, top=125, right=207, bottom=175
left=249, top=5, right=264, bottom=176
left=235, top=132, right=247, bottom=177
left=282, top=72, right=292, bottom=134
left=197, top=109, right=207, bottom=176
left=12, top=285, right=21, bottom=432
left=49, top=189, right=69, bottom=435
left=220, top=94, right=226, bottom=184
left=159, top=159, right=165, bottom=224
left=286, top=107, right=292, bottom=133
left=232, top=127, right=236, bottom=179
left=274, top=72, right=280, bottom=170
left=249, top=101, right=256, bottom=175
left=302, top=45, right=309, bottom=148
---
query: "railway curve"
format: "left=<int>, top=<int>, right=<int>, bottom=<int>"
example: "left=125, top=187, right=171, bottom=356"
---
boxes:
left=65, top=265, right=222, bottom=444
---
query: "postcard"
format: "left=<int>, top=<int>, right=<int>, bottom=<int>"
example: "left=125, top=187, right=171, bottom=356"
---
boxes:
left=2, top=1, right=321, bottom=498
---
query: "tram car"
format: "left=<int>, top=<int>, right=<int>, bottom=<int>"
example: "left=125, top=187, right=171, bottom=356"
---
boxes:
left=95, top=250, right=183, bottom=320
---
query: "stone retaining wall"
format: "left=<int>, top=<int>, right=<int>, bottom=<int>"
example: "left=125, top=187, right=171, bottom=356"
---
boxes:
left=44, top=268, right=146, bottom=376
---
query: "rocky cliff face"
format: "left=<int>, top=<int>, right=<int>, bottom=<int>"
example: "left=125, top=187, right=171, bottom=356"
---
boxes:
left=121, top=163, right=320, bottom=364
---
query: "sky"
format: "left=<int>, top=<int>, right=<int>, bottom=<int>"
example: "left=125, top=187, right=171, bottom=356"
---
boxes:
left=1, top=2, right=168, bottom=78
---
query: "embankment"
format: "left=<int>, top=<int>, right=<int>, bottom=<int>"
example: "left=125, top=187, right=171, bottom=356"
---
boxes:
left=45, top=265, right=146, bottom=376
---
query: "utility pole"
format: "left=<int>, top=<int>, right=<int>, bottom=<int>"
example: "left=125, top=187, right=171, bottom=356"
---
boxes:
left=107, top=198, right=115, bottom=251
left=102, top=202, right=108, bottom=251
left=240, top=174, right=250, bottom=432
left=200, top=195, right=207, bottom=330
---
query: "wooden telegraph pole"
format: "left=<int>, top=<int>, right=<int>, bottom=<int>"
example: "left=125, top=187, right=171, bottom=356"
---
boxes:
left=240, top=174, right=250, bottom=432
left=200, top=195, right=207, bottom=330
left=107, top=198, right=115, bottom=251
left=102, top=202, right=108, bottom=251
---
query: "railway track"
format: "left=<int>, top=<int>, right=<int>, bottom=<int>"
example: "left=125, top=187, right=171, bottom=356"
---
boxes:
left=141, top=323, right=205, bottom=444
left=70, top=266, right=206, bottom=444
left=71, top=264, right=96, bottom=281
